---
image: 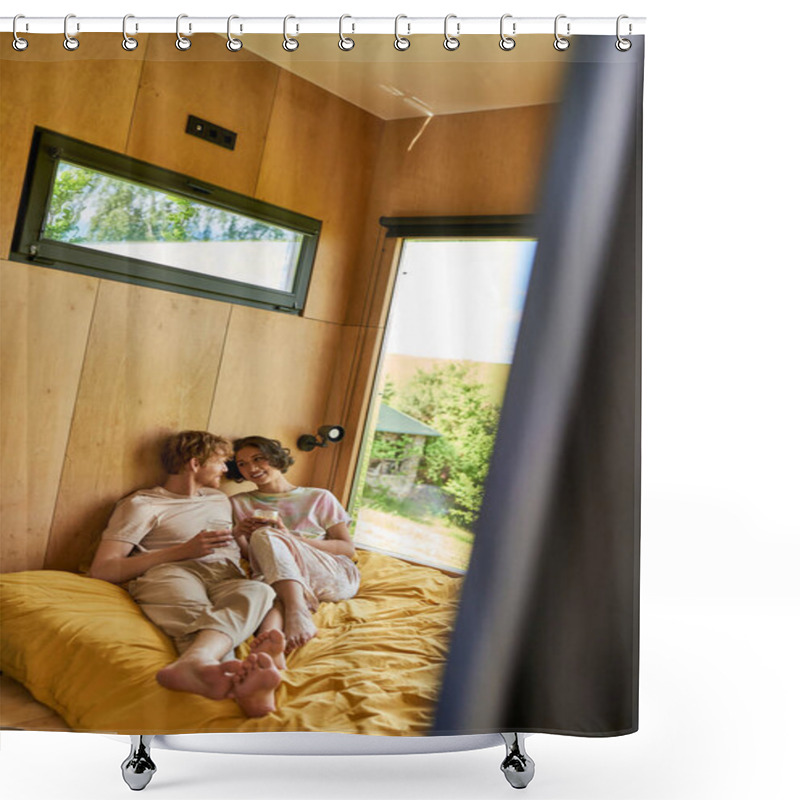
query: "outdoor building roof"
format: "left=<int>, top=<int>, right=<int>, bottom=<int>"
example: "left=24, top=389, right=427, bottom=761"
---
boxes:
left=375, top=404, right=442, bottom=438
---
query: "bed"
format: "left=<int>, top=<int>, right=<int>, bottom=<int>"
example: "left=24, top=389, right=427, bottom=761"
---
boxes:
left=0, top=549, right=462, bottom=735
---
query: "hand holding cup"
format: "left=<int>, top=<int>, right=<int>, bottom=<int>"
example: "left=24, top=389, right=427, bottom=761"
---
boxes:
left=251, top=509, right=289, bottom=534
left=181, top=525, right=233, bottom=559
left=234, top=510, right=280, bottom=540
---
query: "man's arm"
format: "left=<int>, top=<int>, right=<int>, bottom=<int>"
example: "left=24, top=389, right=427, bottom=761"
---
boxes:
left=89, top=530, right=235, bottom=584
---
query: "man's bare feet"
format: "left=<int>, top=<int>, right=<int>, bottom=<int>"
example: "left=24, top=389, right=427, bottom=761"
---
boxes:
left=250, top=629, right=287, bottom=670
left=284, top=606, right=317, bottom=653
left=231, top=652, right=282, bottom=717
left=156, top=658, right=240, bottom=700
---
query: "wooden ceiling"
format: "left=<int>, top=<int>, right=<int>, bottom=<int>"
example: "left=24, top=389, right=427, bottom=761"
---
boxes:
left=240, top=34, right=566, bottom=120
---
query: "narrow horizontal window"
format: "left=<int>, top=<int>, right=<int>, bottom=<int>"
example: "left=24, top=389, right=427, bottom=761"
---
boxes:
left=12, top=129, right=322, bottom=312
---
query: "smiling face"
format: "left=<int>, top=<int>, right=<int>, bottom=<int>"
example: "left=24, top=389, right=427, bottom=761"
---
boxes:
left=234, top=446, right=281, bottom=488
left=194, top=449, right=229, bottom=489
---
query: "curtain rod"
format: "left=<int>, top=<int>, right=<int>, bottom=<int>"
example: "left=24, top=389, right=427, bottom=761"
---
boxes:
left=1, top=16, right=646, bottom=37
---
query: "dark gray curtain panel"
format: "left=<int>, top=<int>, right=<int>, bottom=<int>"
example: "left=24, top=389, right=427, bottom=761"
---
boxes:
left=435, top=35, right=644, bottom=736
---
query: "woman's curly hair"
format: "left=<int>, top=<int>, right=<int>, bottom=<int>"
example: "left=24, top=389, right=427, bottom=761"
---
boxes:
left=228, top=435, right=295, bottom=481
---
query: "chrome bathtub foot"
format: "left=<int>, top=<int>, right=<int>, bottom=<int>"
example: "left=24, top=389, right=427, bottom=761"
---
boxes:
left=500, top=733, right=535, bottom=789
left=121, top=735, right=156, bottom=791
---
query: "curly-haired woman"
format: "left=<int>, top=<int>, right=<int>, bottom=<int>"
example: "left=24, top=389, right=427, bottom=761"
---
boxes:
left=228, top=436, right=360, bottom=654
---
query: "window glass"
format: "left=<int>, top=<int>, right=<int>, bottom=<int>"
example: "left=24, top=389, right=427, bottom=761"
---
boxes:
left=350, top=238, right=536, bottom=572
left=44, top=161, right=304, bottom=293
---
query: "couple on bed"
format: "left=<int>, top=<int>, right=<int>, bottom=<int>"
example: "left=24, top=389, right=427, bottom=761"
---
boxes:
left=89, top=430, right=359, bottom=718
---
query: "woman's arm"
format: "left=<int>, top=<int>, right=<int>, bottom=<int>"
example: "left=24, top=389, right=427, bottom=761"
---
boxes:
left=255, top=515, right=356, bottom=558
left=304, top=521, right=356, bottom=558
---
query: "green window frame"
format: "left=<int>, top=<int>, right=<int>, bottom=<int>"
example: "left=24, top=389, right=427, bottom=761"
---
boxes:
left=10, top=128, right=322, bottom=313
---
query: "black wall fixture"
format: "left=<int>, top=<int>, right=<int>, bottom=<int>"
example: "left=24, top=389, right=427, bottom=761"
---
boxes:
left=186, top=115, right=237, bottom=150
left=297, top=425, right=346, bottom=452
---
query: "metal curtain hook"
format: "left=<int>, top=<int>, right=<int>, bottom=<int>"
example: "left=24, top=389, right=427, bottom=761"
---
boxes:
left=122, top=14, right=138, bottom=51
left=339, top=14, right=355, bottom=51
left=615, top=14, right=632, bottom=51
left=176, top=14, right=191, bottom=50
left=283, top=15, right=299, bottom=51
left=227, top=15, right=243, bottom=51
left=394, top=15, right=410, bottom=51
left=64, top=13, right=79, bottom=51
left=554, top=14, right=570, bottom=51
left=443, top=14, right=460, bottom=51
left=499, top=14, right=516, bottom=51
left=12, top=14, right=29, bottom=51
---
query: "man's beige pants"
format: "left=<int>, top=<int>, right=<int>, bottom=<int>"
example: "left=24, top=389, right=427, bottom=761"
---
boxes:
left=128, top=559, right=274, bottom=654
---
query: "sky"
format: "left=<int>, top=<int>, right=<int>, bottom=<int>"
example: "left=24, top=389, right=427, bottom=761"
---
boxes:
left=385, top=239, right=536, bottom=364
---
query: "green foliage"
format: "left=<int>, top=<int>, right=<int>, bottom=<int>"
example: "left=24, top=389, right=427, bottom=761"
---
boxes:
left=394, top=362, right=501, bottom=529
left=370, top=433, right=424, bottom=468
left=361, top=484, right=429, bottom=523
left=44, top=163, right=294, bottom=244
left=43, top=166, right=97, bottom=241
left=381, top=377, right=397, bottom=406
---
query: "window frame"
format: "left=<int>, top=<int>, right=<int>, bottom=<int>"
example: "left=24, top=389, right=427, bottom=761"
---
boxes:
left=10, top=128, right=322, bottom=313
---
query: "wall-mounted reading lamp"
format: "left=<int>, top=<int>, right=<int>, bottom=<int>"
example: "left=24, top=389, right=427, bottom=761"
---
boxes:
left=297, top=425, right=346, bottom=452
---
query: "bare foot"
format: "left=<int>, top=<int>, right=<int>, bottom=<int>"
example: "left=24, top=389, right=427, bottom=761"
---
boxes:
left=231, top=652, right=282, bottom=717
left=156, top=658, right=239, bottom=700
left=284, top=606, right=317, bottom=654
left=251, top=629, right=287, bottom=670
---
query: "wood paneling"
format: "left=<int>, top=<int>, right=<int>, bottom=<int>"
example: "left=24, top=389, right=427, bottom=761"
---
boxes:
left=256, top=34, right=566, bottom=121
left=0, top=261, right=98, bottom=573
left=127, top=35, right=280, bottom=197
left=309, top=237, right=399, bottom=498
left=312, top=323, right=385, bottom=504
left=207, top=305, right=342, bottom=489
left=45, top=283, right=230, bottom=572
left=256, top=71, right=384, bottom=324
left=0, top=33, right=146, bottom=257
left=378, top=105, right=553, bottom=216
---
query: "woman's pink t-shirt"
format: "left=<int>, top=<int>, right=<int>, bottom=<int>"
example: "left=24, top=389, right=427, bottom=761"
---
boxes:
left=230, top=487, right=351, bottom=540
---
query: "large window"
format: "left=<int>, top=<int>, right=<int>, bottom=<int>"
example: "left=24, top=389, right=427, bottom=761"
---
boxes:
left=349, top=217, right=537, bottom=573
left=11, top=129, right=321, bottom=312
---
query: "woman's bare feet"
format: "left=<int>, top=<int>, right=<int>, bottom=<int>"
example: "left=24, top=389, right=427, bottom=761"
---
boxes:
left=250, top=629, right=287, bottom=670
left=156, top=658, right=241, bottom=700
left=284, top=606, right=317, bottom=653
left=231, top=652, right=282, bottom=717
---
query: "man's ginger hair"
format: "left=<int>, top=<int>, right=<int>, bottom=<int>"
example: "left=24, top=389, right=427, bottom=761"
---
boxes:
left=160, top=430, right=233, bottom=475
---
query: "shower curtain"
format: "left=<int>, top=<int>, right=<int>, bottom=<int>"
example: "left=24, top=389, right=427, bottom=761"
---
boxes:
left=0, top=26, right=643, bottom=739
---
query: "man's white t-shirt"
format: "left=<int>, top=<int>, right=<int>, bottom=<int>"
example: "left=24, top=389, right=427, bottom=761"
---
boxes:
left=101, top=486, right=239, bottom=564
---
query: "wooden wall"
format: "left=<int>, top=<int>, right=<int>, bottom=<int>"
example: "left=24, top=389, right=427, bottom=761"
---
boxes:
left=0, top=34, right=383, bottom=572
left=0, top=33, right=556, bottom=573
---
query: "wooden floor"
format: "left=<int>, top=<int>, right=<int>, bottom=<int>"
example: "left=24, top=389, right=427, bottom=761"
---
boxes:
left=0, top=674, right=71, bottom=731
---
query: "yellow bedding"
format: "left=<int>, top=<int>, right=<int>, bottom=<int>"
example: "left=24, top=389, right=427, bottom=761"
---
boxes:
left=0, top=550, right=461, bottom=735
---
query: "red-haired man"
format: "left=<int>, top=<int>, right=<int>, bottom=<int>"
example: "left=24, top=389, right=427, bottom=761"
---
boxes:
left=90, top=430, right=285, bottom=717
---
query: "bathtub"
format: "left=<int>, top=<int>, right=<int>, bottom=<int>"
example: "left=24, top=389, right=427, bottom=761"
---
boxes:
left=119, top=732, right=534, bottom=791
